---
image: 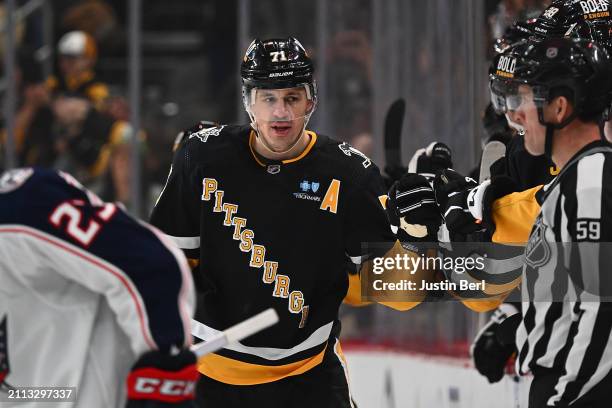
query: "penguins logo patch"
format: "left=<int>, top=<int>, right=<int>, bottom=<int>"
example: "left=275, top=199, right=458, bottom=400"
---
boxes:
left=189, top=125, right=226, bottom=143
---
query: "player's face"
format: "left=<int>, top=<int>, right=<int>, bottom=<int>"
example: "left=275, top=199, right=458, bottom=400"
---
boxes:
left=59, top=55, right=91, bottom=77
left=251, top=88, right=313, bottom=152
left=509, top=85, right=546, bottom=155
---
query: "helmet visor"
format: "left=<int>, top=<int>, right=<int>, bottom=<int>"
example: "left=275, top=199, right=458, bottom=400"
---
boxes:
left=244, top=86, right=316, bottom=124
left=490, top=79, right=529, bottom=113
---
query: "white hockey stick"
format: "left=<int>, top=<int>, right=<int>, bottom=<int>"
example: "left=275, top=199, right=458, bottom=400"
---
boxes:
left=479, top=140, right=507, bottom=183
left=190, top=308, right=279, bottom=358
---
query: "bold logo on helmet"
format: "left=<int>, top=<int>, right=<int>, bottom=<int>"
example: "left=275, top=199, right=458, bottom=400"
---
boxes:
left=496, top=55, right=516, bottom=78
left=580, top=0, right=609, bottom=19
left=546, top=47, right=559, bottom=59
left=542, top=6, right=559, bottom=19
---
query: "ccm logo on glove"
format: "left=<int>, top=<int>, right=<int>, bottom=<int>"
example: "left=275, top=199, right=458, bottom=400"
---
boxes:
left=127, top=367, right=198, bottom=402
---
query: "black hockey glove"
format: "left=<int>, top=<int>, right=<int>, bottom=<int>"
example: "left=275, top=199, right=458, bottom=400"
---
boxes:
left=433, top=169, right=481, bottom=234
left=471, top=303, right=521, bottom=384
left=434, top=170, right=519, bottom=235
left=126, top=349, right=199, bottom=407
left=407, top=142, right=453, bottom=183
left=387, top=173, right=442, bottom=253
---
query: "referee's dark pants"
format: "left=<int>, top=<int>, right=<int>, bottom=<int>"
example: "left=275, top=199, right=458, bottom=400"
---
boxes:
left=529, top=367, right=612, bottom=407
left=195, top=339, right=355, bottom=408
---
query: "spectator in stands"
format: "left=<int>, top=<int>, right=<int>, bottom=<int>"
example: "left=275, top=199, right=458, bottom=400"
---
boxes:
left=51, top=94, right=135, bottom=204
left=47, top=30, right=109, bottom=110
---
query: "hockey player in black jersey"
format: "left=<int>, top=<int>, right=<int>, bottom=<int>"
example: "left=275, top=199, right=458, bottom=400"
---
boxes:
left=150, top=37, right=437, bottom=407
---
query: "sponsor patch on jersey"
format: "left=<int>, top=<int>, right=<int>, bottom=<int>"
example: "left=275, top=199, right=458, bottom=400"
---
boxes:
left=0, top=168, right=34, bottom=193
left=525, top=217, right=551, bottom=269
left=294, top=180, right=321, bottom=202
left=189, top=125, right=226, bottom=143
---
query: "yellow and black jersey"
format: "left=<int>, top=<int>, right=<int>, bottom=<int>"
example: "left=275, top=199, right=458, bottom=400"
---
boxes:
left=46, top=71, right=109, bottom=109
left=456, top=135, right=552, bottom=312
left=460, top=185, right=543, bottom=312
left=150, top=124, right=396, bottom=385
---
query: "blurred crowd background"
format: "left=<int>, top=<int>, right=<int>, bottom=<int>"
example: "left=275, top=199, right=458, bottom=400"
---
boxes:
left=0, top=0, right=550, bottom=356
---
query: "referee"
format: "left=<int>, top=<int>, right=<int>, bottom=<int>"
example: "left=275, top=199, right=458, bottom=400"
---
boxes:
left=496, top=36, right=612, bottom=407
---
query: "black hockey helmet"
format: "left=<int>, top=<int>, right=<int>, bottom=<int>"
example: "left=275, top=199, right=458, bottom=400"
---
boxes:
left=533, top=0, right=612, bottom=48
left=241, top=37, right=316, bottom=98
left=492, top=37, right=612, bottom=157
left=516, top=38, right=611, bottom=120
left=489, top=48, right=528, bottom=114
left=494, top=18, right=537, bottom=54
left=490, top=37, right=612, bottom=118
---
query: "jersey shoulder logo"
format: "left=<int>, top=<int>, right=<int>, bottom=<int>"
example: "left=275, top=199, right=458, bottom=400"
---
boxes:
left=338, top=142, right=372, bottom=168
left=0, top=168, right=34, bottom=193
left=189, top=125, right=226, bottom=143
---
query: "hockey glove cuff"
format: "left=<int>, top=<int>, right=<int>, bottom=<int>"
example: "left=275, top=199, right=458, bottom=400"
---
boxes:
left=126, top=349, right=199, bottom=407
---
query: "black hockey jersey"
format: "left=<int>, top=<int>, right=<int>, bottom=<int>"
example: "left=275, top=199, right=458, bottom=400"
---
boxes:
left=505, top=134, right=558, bottom=190
left=150, top=124, right=395, bottom=385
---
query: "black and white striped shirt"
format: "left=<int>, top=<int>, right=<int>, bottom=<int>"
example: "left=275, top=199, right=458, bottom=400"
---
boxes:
left=516, top=141, right=612, bottom=406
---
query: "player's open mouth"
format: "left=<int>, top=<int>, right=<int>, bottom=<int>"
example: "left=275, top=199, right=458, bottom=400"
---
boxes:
left=270, top=123, right=292, bottom=136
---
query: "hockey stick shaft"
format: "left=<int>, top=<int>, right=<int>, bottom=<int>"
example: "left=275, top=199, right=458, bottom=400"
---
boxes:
left=191, top=308, right=279, bottom=358
left=384, top=98, right=406, bottom=169
left=478, top=140, right=506, bottom=183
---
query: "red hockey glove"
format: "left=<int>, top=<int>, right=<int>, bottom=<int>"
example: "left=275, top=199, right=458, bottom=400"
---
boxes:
left=126, top=349, right=199, bottom=407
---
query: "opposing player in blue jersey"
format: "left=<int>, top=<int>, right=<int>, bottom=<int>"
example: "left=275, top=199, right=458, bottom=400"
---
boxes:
left=0, top=167, right=198, bottom=407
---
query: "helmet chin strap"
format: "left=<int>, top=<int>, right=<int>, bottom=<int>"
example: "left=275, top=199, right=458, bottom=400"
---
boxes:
left=537, top=104, right=577, bottom=160
left=544, top=124, right=555, bottom=159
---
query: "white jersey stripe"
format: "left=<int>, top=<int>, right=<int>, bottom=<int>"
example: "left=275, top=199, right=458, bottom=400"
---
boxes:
left=165, top=234, right=201, bottom=249
left=548, top=302, right=602, bottom=406
left=191, top=319, right=333, bottom=361
left=576, top=153, right=604, bottom=219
